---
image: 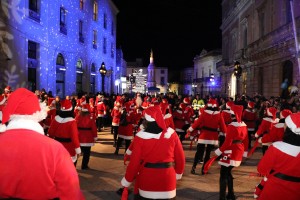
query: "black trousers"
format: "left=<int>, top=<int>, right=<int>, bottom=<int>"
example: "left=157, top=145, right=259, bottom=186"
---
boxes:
left=193, top=143, right=214, bottom=174
left=115, top=137, right=131, bottom=154
left=81, top=146, right=91, bottom=169
left=219, top=165, right=234, bottom=200
left=112, top=125, right=119, bottom=144
left=97, top=117, right=104, bottom=131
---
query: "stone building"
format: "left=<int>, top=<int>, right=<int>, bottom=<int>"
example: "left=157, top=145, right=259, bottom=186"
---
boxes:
left=0, top=0, right=118, bottom=97
left=217, top=0, right=300, bottom=98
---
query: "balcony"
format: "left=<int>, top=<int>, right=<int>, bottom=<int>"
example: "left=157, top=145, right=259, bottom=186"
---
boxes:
left=29, top=9, right=40, bottom=22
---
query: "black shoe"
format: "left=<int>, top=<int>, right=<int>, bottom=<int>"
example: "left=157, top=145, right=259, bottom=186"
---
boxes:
left=226, top=195, right=236, bottom=200
left=191, top=167, right=196, bottom=174
left=116, top=187, right=124, bottom=195
left=81, top=166, right=90, bottom=170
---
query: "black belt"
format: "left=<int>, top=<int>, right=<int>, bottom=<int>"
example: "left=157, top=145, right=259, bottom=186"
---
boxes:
left=78, top=127, right=92, bottom=130
left=144, top=162, right=174, bottom=168
left=274, top=173, right=300, bottom=182
left=202, top=126, right=218, bottom=132
left=232, top=140, right=243, bottom=144
left=54, top=137, right=72, bottom=142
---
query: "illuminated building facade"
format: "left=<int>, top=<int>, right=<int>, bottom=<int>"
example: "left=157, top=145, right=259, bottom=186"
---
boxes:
left=0, top=0, right=118, bottom=97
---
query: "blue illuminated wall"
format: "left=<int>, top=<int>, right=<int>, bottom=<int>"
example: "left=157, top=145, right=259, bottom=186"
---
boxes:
left=0, top=0, right=119, bottom=97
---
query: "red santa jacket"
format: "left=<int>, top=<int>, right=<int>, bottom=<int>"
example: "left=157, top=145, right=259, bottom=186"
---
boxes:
left=96, top=101, right=106, bottom=117
left=242, top=108, right=257, bottom=131
left=164, top=113, right=175, bottom=129
left=259, top=122, right=284, bottom=144
left=76, top=114, right=98, bottom=146
left=188, top=109, right=227, bottom=145
left=173, top=109, right=186, bottom=132
left=0, top=119, right=83, bottom=199
left=215, top=121, right=248, bottom=167
left=48, top=116, right=81, bottom=162
left=118, top=111, right=135, bottom=140
left=255, top=117, right=277, bottom=144
left=121, top=127, right=185, bottom=199
left=257, top=142, right=300, bottom=200
left=43, top=108, right=56, bottom=129
left=111, top=106, right=122, bottom=126
left=184, top=105, right=195, bottom=124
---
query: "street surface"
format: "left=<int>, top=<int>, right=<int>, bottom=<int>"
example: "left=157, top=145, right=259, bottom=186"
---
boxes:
left=78, top=128, right=262, bottom=200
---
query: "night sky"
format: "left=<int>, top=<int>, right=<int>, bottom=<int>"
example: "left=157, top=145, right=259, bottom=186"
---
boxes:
left=112, top=0, right=222, bottom=72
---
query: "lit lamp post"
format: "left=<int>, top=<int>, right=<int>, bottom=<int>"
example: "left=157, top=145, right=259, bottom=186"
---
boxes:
left=209, top=73, right=215, bottom=95
left=192, top=83, right=197, bottom=96
left=99, top=62, right=107, bottom=93
left=234, top=61, right=242, bottom=96
left=129, top=74, right=135, bottom=94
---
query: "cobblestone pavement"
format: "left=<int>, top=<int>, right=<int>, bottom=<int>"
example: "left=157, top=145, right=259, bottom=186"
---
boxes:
left=77, top=128, right=262, bottom=200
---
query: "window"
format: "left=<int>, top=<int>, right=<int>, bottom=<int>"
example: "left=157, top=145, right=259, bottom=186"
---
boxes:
left=56, top=53, right=66, bottom=98
left=111, top=22, right=114, bottom=35
left=161, top=77, right=165, bottom=86
left=93, top=1, right=98, bottom=21
left=285, top=0, right=292, bottom=23
left=90, top=63, right=96, bottom=94
left=79, top=20, right=84, bottom=43
left=259, top=12, right=265, bottom=37
left=93, top=30, right=97, bottom=49
left=60, top=7, right=67, bottom=35
left=161, top=69, right=165, bottom=74
left=29, top=0, right=40, bottom=22
left=76, top=59, right=83, bottom=94
left=80, top=0, right=84, bottom=10
left=28, top=41, right=37, bottom=59
left=111, top=43, right=114, bottom=58
left=103, top=37, right=107, bottom=54
left=104, top=13, right=107, bottom=29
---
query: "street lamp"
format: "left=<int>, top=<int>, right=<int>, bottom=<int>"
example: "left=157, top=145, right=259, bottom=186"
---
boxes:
left=209, top=73, right=215, bottom=95
left=129, top=74, right=135, bottom=94
left=99, top=62, right=107, bottom=93
left=234, top=61, right=242, bottom=96
left=192, top=83, right=197, bottom=96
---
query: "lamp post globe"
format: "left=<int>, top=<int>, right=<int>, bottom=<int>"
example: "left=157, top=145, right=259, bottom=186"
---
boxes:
left=99, top=62, right=107, bottom=93
left=234, top=61, right=242, bottom=97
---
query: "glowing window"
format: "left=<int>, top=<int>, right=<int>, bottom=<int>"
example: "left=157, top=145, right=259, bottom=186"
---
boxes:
left=93, top=1, right=98, bottom=21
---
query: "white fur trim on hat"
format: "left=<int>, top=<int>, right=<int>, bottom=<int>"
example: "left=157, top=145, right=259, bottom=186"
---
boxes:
left=285, top=115, right=300, bottom=135
left=144, top=113, right=155, bottom=122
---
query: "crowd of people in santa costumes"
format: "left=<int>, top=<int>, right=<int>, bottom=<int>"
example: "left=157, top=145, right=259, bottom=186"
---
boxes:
left=0, top=88, right=83, bottom=199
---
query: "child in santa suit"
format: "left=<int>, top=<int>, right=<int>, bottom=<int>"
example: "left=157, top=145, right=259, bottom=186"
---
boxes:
left=111, top=101, right=122, bottom=147
left=96, top=95, right=106, bottom=132
left=258, top=109, right=292, bottom=145
left=188, top=98, right=227, bottom=175
left=213, top=104, right=249, bottom=200
left=48, top=99, right=81, bottom=163
left=120, top=106, right=185, bottom=199
left=75, top=104, right=97, bottom=170
left=173, top=103, right=187, bottom=143
left=242, top=101, right=258, bottom=149
left=0, top=88, right=83, bottom=199
left=255, top=112, right=300, bottom=200
left=255, top=107, right=278, bottom=155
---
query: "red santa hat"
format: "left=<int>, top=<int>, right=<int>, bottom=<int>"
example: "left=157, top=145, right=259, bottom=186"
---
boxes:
left=144, top=106, right=166, bottom=131
left=226, top=101, right=234, bottom=109
left=80, top=96, right=86, bottom=105
left=230, top=104, right=243, bottom=123
left=4, top=86, right=11, bottom=92
left=266, top=107, right=277, bottom=120
left=160, top=102, right=168, bottom=115
left=207, top=98, right=218, bottom=108
left=285, top=113, right=300, bottom=135
left=248, top=101, right=255, bottom=109
left=179, top=103, right=186, bottom=110
left=280, top=109, right=292, bottom=119
left=183, top=97, right=190, bottom=104
left=1, top=88, right=47, bottom=124
left=162, top=98, right=168, bottom=104
left=60, top=99, right=73, bottom=111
